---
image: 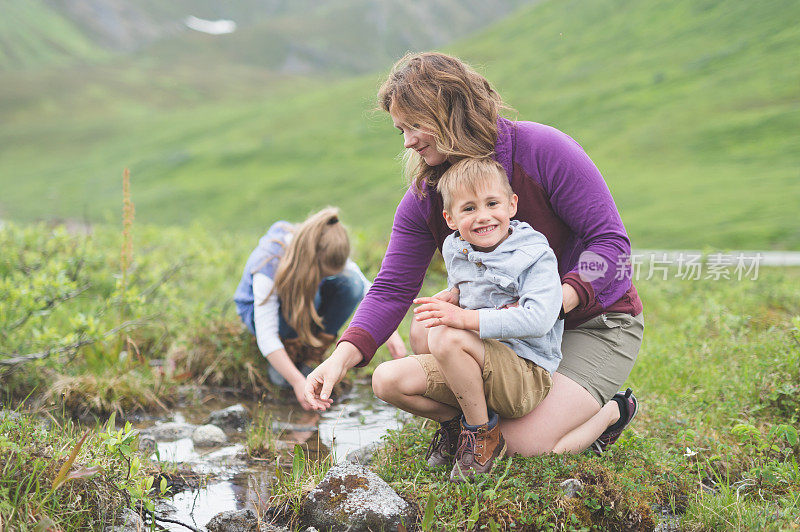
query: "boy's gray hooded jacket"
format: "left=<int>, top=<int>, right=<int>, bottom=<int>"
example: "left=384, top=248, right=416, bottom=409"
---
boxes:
left=443, top=220, right=564, bottom=373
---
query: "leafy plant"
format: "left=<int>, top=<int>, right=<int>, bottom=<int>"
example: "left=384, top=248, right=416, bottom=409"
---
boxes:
left=51, top=429, right=100, bottom=490
left=97, top=413, right=168, bottom=514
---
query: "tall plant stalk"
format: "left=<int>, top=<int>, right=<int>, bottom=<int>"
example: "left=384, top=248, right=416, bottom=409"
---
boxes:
left=119, top=168, right=135, bottom=360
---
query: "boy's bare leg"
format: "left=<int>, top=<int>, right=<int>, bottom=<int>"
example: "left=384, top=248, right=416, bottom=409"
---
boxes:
left=372, top=357, right=460, bottom=422
left=427, top=325, right=488, bottom=426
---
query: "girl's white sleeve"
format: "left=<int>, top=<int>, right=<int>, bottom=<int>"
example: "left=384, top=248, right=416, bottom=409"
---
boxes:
left=252, top=273, right=283, bottom=357
left=345, top=259, right=372, bottom=298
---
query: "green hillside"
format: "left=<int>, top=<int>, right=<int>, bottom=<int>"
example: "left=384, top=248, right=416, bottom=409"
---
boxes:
left=0, top=0, right=107, bottom=69
left=0, top=0, right=797, bottom=249
left=458, top=0, right=800, bottom=250
left=3, top=0, right=534, bottom=74
left=144, top=0, right=536, bottom=74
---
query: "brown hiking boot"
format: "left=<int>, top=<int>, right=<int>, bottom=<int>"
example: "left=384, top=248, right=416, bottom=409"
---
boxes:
left=425, top=416, right=461, bottom=468
left=450, top=417, right=506, bottom=482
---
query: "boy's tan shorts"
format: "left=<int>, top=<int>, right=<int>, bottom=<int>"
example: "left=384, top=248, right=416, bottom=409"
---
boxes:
left=410, top=339, right=552, bottom=419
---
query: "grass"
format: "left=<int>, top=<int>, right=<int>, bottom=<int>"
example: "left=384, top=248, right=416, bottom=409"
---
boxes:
left=267, top=266, right=800, bottom=530
left=0, top=220, right=252, bottom=415
left=1, top=0, right=798, bottom=250
left=246, top=405, right=280, bottom=460
left=0, top=410, right=155, bottom=529
left=0, top=219, right=392, bottom=416
left=2, top=219, right=799, bottom=528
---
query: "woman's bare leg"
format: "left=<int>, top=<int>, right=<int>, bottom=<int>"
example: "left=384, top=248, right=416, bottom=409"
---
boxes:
left=409, top=316, right=430, bottom=355
left=552, top=398, right=621, bottom=454
left=372, top=357, right=459, bottom=422
left=412, top=320, right=623, bottom=454
left=501, top=372, right=604, bottom=455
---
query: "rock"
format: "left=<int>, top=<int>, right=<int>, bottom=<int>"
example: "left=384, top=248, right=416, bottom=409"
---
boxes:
left=655, top=515, right=681, bottom=532
left=560, top=478, right=584, bottom=498
left=302, top=462, right=416, bottom=531
left=192, top=424, right=227, bottom=447
left=206, top=509, right=288, bottom=531
left=104, top=508, right=144, bottom=532
left=208, top=404, right=251, bottom=431
left=153, top=499, right=178, bottom=517
left=272, top=421, right=318, bottom=433
left=0, top=410, right=20, bottom=421
left=138, top=434, right=157, bottom=455
left=345, top=441, right=383, bottom=465
left=144, top=422, right=196, bottom=441
left=700, top=480, right=718, bottom=494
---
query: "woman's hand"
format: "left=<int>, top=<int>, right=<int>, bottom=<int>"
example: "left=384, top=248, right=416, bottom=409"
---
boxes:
left=304, top=341, right=362, bottom=411
left=385, top=330, right=407, bottom=359
left=413, top=297, right=478, bottom=331
left=562, top=283, right=580, bottom=314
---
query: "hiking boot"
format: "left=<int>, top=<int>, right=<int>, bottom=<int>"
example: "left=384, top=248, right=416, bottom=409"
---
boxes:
left=592, top=388, right=638, bottom=455
left=425, top=416, right=461, bottom=468
left=450, top=414, right=506, bottom=482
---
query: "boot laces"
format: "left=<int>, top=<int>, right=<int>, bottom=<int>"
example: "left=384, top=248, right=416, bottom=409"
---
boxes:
left=456, top=429, right=478, bottom=466
left=426, top=424, right=453, bottom=460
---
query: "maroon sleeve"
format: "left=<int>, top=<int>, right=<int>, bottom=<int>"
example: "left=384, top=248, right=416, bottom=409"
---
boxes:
left=339, top=189, right=437, bottom=366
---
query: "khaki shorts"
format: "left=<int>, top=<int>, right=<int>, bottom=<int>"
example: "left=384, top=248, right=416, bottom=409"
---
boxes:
left=411, top=339, right=552, bottom=419
left=558, top=312, right=644, bottom=405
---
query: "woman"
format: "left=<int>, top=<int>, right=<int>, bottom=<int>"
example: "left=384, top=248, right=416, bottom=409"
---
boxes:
left=233, top=207, right=405, bottom=410
left=305, top=53, right=643, bottom=455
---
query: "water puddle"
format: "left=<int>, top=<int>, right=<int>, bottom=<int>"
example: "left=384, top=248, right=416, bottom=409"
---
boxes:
left=141, top=379, right=408, bottom=531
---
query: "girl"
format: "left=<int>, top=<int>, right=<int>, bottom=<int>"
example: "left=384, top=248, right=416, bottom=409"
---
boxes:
left=305, top=53, right=643, bottom=459
left=234, top=207, right=405, bottom=410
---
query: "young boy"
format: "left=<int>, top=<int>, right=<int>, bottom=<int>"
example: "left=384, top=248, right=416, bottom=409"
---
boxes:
left=411, top=157, right=564, bottom=481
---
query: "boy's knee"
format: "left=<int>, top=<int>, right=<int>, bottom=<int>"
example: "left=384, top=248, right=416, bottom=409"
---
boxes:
left=428, top=326, right=467, bottom=357
left=372, top=362, right=396, bottom=400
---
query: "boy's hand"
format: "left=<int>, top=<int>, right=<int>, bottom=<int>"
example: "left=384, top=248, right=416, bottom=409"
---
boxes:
left=413, top=297, right=478, bottom=331
left=432, top=286, right=460, bottom=306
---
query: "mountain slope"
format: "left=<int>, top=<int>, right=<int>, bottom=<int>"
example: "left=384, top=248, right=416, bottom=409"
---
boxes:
left=456, top=0, right=800, bottom=249
left=0, top=0, right=797, bottom=249
left=2, top=0, right=538, bottom=73
left=0, top=0, right=107, bottom=69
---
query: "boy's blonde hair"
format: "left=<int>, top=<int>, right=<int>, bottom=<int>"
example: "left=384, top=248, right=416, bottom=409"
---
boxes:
left=270, top=207, right=349, bottom=347
left=438, top=158, right=513, bottom=213
left=377, top=52, right=508, bottom=195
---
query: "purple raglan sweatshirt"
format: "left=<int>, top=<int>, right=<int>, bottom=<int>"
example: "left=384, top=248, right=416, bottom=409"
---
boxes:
left=341, top=118, right=643, bottom=366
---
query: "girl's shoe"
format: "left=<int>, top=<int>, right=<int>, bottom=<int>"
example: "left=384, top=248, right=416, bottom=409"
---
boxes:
left=592, top=388, right=638, bottom=455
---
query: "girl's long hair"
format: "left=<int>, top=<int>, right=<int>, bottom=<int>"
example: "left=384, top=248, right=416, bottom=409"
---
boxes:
left=377, top=52, right=507, bottom=195
left=271, top=207, right=350, bottom=347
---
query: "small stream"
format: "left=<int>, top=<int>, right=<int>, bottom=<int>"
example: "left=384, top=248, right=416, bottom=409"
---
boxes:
left=137, top=379, right=408, bottom=531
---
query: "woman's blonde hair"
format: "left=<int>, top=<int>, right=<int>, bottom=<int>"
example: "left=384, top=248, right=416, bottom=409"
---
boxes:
left=270, top=207, right=350, bottom=347
left=378, top=52, right=506, bottom=194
